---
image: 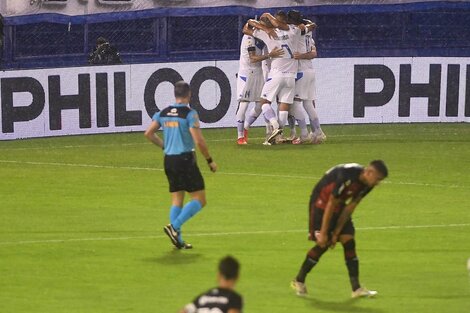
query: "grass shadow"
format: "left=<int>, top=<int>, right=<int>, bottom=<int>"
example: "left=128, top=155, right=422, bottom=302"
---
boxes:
left=305, top=297, right=385, bottom=313
left=143, top=249, right=204, bottom=265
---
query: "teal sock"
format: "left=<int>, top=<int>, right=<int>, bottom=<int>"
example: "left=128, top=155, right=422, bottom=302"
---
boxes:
left=170, top=206, right=183, bottom=242
left=170, top=206, right=182, bottom=224
left=173, top=200, right=202, bottom=230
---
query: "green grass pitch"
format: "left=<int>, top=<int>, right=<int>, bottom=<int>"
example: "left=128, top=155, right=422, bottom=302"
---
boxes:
left=1, top=123, right=469, bottom=313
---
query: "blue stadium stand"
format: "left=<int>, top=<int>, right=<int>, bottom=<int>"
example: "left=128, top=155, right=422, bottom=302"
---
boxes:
left=1, top=1, right=470, bottom=70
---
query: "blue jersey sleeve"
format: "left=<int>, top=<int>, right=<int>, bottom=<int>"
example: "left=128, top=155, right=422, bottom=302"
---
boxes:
left=187, top=110, right=200, bottom=128
left=152, top=112, right=161, bottom=124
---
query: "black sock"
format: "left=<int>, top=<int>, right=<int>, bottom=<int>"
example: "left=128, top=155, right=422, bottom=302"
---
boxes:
left=349, top=275, right=360, bottom=291
left=296, top=245, right=327, bottom=283
left=343, top=239, right=360, bottom=291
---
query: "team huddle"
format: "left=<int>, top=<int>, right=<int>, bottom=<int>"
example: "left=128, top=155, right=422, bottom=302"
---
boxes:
left=236, top=10, right=326, bottom=146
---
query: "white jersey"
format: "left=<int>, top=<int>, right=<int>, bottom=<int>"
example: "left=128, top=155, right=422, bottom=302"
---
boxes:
left=262, top=45, right=271, bottom=80
left=238, top=34, right=264, bottom=75
left=253, top=25, right=301, bottom=78
left=297, top=30, right=315, bottom=72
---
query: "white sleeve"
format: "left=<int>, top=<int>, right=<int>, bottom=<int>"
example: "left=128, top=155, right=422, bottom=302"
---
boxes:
left=253, top=29, right=268, bottom=43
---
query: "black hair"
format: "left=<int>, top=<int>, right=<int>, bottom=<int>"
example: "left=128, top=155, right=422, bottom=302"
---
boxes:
left=275, top=10, right=288, bottom=23
left=287, top=10, right=303, bottom=25
left=218, top=255, right=240, bottom=280
left=370, top=160, right=388, bottom=178
left=174, top=81, right=191, bottom=98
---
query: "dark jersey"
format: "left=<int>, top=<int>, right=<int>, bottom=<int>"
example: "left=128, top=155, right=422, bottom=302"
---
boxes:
left=310, top=163, right=373, bottom=213
left=184, top=287, right=243, bottom=313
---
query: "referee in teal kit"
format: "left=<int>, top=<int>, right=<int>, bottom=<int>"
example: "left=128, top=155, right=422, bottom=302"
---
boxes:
left=145, top=81, right=217, bottom=249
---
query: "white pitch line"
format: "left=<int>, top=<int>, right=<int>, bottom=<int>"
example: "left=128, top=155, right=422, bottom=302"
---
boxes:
left=0, top=132, right=452, bottom=151
left=0, top=223, right=468, bottom=246
left=0, top=159, right=467, bottom=189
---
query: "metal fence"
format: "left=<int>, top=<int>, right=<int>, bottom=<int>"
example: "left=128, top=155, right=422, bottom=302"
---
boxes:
left=2, top=3, right=470, bottom=70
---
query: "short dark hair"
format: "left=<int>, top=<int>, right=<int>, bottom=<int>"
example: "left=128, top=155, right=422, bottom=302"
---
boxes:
left=275, top=10, right=287, bottom=23
left=174, top=81, right=191, bottom=98
left=370, top=160, right=388, bottom=178
left=218, top=256, right=240, bottom=280
left=287, top=10, right=303, bottom=25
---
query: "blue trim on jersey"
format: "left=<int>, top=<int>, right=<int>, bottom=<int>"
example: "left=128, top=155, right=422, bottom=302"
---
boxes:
left=153, top=103, right=197, bottom=156
left=266, top=78, right=272, bottom=82
left=239, top=76, right=247, bottom=82
left=295, top=72, right=304, bottom=82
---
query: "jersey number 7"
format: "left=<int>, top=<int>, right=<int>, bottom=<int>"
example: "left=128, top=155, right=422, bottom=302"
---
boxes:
left=281, top=44, right=294, bottom=58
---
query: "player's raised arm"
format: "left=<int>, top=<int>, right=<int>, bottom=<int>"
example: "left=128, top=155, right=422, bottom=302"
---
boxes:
left=242, top=21, right=254, bottom=36
left=261, top=12, right=289, bottom=30
left=249, top=46, right=284, bottom=63
left=248, top=18, right=278, bottom=40
left=302, top=19, right=317, bottom=33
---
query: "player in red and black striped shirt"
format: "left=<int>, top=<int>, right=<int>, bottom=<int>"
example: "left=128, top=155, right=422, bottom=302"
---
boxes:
left=291, top=160, right=388, bottom=298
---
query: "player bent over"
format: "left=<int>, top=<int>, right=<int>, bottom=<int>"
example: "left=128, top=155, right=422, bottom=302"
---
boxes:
left=291, top=160, right=388, bottom=298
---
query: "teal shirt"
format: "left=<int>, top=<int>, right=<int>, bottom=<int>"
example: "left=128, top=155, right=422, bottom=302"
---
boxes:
left=152, top=103, right=199, bottom=155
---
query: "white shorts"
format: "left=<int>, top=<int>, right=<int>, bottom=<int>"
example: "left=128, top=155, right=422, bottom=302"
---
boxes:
left=237, top=69, right=264, bottom=102
left=261, top=76, right=296, bottom=104
left=294, top=70, right=317, bottom=101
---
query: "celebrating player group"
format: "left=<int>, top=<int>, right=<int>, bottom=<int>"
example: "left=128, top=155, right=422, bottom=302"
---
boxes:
left=236, top=10, right=326, bottom=146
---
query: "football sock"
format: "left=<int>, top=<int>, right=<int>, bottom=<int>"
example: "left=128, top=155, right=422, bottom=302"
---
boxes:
left=170, top=205, right=182, bottom=224
left=265, top=116, right=272, bottom=136
left=262, top=103, right=279, bottom=129
left=297, top=118, right=308, bottom=138
left=279, top=111, right=288, bottom=128
left=292, top=100, right=308, bottom=138
left=303, top=100, right=322, bottom=133
left=172, top=200, right=202, bottom=230
left=288, top=114, right=296, bottom=136
left=343, top=239, right=361, bottom=291
left=244, top=101, right=262, bottom=129
left=236, top=101, right=249, bottom=138
left=169, top=206, right=183, bottom=242
left=296, top=245, right=327, bottom=283
left=245, top=110, right=258, bottom=129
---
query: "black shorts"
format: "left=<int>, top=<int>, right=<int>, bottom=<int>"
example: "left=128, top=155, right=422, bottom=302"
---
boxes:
left=308, top=203, right=355, bottom=241
left=164, top=152, right=205, bottom=193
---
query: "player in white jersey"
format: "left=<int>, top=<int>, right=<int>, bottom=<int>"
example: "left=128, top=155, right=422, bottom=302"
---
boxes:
left=244, top=11, right=304, bottom=144
left=236, top=33, right=283, bottom=145
left=288, top=10, right=326, bottom=144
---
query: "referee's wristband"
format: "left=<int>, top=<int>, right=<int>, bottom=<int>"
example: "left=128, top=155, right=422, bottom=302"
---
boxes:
left=206, top=157, right=213, bottom=164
